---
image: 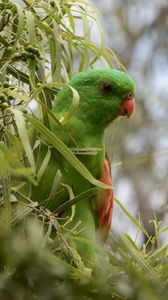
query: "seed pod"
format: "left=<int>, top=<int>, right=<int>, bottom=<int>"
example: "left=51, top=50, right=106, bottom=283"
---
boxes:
left=1, top=102, right=9, bottom=110
left=3, top=81, right=9, bottom=88
left=6, top=46, right=13, bottom=52
left=50, top=1, right=55, bottom=7
left=26, top=45, right=34, bottom=52
left=0, top=94, right=7, bottom=102
left=11, top=53, right=21, bottom=60
left=27, top=52, right=35, bottom=59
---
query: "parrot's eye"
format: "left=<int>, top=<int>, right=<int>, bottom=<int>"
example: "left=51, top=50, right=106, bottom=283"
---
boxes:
left=101, top=82, right=113, bottom=93
left=127, top=92, right=134, bottom=100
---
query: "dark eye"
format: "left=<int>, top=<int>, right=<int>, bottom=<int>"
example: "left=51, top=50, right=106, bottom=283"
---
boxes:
left=127, top=92, right=133, bottom=100
left=101, top=82, right=113, bottom=93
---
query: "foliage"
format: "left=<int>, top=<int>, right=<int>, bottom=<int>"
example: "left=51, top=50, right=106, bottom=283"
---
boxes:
left=1, top=221, right=168, bottom=300
left=0, top=0, right=168, bottom=299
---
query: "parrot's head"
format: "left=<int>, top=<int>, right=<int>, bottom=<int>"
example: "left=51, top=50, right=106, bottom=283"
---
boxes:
left=56, top=68, right=136, bottom=129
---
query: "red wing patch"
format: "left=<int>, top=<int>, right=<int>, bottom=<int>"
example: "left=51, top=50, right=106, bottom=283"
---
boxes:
left=98, top=158, right=113, bottom=241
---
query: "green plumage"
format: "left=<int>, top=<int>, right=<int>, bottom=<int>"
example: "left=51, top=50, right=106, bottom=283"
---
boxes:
left=31, top=68, right=136, bottom=264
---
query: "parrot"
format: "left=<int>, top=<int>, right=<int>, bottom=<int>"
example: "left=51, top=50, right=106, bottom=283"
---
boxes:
left=31, top=68, right=136, bottom=265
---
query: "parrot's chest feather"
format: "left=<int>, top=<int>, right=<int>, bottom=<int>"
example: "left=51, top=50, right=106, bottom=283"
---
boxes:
left=65, top=121, right=105, bottom=177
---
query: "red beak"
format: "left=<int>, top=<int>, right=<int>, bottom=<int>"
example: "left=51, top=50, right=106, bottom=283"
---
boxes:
left=118, top=95, right=135, bottom=119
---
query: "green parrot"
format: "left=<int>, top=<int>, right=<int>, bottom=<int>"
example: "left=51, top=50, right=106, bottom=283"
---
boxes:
left=32, top=68, right=136, bottom=264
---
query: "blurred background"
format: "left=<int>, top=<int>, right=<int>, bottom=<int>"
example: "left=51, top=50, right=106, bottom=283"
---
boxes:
left=92, top=0, right=168, bottom=246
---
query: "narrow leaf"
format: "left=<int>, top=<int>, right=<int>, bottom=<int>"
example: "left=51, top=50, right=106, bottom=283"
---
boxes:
left=59, top=86, right=80, bottom=125
left=55, top=187, right=100, bottom=214
left=114, top=196, right=150, bottom=239
left=13, top=3, right=25, bottom=49
left=37, top=147, right=51, bottom=182
left=12, top=109, right=35, bottom=171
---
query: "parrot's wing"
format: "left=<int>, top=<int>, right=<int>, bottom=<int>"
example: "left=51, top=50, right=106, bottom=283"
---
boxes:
left=97, top=158, right=113, bottom=241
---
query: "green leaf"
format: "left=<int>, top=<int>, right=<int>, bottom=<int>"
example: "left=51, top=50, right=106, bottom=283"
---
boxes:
left=71, top=147, right=101, bottom=155
left=13, top=3, right=25, bottom=50
left=5, top=128, right=23, bottom=161
left=30, top=82, right=62, bottom=100
left=114, top=196, right=150, bottom=239
left=5, top=89, right=29, bottom=102
left=25, top=11, right=37, bottom=88
left=121, top=233, right=161, bottom=284
left=12, top=167, right=36, bottom=183
left=11, top=109, right=35, bottom=171
left=64, top=6, right=75, bottom=32
left=0, top=176, right=11, bottom=234
left=0, top=146, right=11, bottom=176
left=25, top=11, right=36, bottom=47
left=36, top=147, right=51, bottom=182
left=48, top=169, right=62, bottom=202
left=59, top=86, right=80, bottom=125
left=55, top=187, right=100, bottom=214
